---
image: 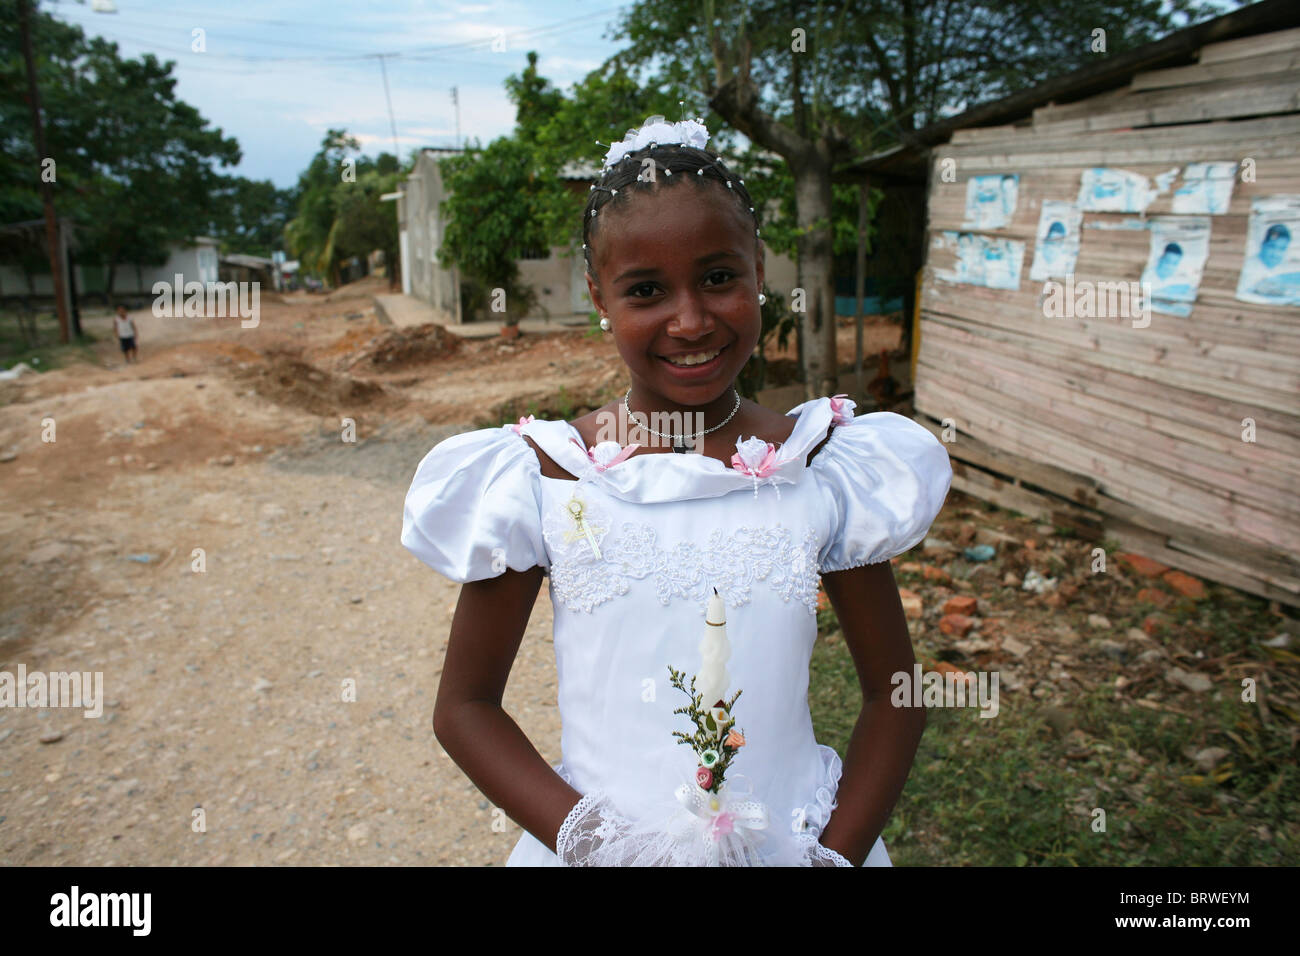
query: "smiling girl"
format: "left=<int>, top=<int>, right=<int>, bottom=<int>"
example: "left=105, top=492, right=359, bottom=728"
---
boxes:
left=402, top=116, right=952, bottom=866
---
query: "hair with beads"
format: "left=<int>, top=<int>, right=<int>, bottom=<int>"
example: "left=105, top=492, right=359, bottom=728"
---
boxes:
left=581, top=143, right=761, bottom=285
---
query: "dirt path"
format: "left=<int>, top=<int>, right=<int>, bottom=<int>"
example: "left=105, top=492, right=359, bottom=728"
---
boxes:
left=0, top=285, right=912, bottom=865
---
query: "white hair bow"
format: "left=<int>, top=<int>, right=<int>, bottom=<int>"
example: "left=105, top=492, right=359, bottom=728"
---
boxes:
left=602, top=115, right=710, bottom=169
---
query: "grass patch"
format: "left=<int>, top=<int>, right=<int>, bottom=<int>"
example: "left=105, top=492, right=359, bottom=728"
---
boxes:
left=809, top=604, right=1298, bottom=865
left=0, top=308, right=102, bottom=373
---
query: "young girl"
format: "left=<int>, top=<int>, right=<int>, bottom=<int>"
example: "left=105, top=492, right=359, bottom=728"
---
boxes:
left=402, top=116, right=952, bottom=866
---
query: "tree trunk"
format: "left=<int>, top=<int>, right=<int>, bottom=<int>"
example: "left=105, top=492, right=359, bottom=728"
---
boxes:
left=897, top=182, right=928, bottom=363
left=792, top=151, right=837, bottom=400
left=66, top=240, right=82, bottom=338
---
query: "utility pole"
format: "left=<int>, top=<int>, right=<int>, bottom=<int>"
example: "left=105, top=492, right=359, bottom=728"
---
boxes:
left=451, top=86, right=460, bottom=149
left=377, top=54, right=400, bottom=158
left=17, top=0, right=71, bottom=344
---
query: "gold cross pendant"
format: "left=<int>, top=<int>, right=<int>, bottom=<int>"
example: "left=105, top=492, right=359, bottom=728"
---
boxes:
left=563, top=495, right=604, bottom=559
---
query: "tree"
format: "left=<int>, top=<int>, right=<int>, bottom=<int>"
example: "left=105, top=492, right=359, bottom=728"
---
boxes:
left=613, top=0, right=1232, bottom=398
left=438, top=51, right=686, bottom=323
left=285, top=130, right=402, bottom=287
left=0, top=0, right=241, bottom=306
left=210, top=176, right=294, bottom=259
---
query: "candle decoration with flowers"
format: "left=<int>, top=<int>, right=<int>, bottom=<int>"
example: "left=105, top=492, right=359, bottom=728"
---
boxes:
left=660, top=587, right=771, bottom=865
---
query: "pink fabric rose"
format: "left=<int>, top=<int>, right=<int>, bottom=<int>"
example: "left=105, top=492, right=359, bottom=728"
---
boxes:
left=710, top=811, right=735, bottom=839
left=695, top=766, right=714, bottom=790
left=730, top=435, right=789, bottom=499
left=828, top=393, right=857, bottom=425
left=730, top=436, right=778, bottom=477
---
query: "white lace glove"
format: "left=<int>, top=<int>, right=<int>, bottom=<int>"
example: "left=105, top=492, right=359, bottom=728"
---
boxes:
left=795, top=832, right=855, bottom=867
left=556, top=788, right=679, bottom=866
left=556, top=787, right=770, bottom=866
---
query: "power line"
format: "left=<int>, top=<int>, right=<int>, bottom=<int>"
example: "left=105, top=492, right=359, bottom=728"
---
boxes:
left=52, top=0, right=468, bottom=37
left=53, top=3, right=629, bottom=64
left=55, top=22, right=565, bottom=76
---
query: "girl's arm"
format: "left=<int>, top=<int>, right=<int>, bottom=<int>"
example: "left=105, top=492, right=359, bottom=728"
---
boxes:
left=431, top=564, right=583, bottom=855
left=815, top=560, right=927, bottom=866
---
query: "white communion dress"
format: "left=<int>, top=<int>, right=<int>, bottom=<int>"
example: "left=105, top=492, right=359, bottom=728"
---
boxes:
left=401, top=396, right=953, bottom=866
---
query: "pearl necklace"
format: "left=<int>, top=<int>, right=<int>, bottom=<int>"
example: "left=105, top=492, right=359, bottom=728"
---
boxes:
left=623, top=386, right=741, bottom=454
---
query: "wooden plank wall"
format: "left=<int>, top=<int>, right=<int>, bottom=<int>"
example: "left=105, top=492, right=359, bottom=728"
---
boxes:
left=914, top=26, right=1300, bottom=606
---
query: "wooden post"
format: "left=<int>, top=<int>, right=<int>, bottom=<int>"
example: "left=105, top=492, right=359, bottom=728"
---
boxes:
left=910, top=265, right=923, bottom=386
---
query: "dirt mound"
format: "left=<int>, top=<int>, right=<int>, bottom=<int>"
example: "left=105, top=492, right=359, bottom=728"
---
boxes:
left=340, top=323, right=461, bottom=372
left=236, top=349, right=391, bottom=414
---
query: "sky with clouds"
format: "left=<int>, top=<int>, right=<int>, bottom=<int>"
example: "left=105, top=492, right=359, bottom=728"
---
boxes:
left=47, top=0, right=1236, bottom=191
left=48, top=0, right=632, bottom=188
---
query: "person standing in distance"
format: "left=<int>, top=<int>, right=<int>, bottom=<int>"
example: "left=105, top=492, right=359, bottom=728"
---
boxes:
left=114, top=304, right=138, bottom=364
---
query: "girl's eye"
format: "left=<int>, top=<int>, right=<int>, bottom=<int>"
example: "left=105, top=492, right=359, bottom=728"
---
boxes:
left=626, top=270, right=736, bottom=299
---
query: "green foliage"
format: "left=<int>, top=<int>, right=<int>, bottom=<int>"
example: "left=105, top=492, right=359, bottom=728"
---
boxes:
left=616, top=0, right=1230, bottom=148
left=209, top=176, right=294, bottom=258
left=667, top=665, right=746, bottom=794
left=738, top=147, right=884, bottom=262
left=437, top=50, right=691, bottom=321
left=0, top=1, right=241, bottom=297
left=284, top=130, right=402, bottom=284
left=0, top=304, right=98, bottom=373
left=436, top=135, right=547, bottom=317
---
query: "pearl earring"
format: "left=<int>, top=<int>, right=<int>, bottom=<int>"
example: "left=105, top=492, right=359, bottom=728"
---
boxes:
left=758, top=293, right=767, bottom=305
left=599, top=315, right=611, bottom=332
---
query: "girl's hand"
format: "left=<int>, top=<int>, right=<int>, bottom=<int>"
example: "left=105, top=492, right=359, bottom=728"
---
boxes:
left=556, top=789, right=678, bottom=866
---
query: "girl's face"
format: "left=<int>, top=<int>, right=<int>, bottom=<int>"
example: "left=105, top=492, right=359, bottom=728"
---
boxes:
left=586, top=180, right=764, bottom=411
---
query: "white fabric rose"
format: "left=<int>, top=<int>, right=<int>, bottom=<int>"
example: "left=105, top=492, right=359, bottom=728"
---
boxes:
left=590, top=441, right=626, bottom=469
left=603, top=117, right=712, bottom=169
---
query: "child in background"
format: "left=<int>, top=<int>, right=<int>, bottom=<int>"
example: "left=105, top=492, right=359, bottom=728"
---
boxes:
left=402, top=116, right=952, bottom=866
left=113, top=305, right=138, bottom=364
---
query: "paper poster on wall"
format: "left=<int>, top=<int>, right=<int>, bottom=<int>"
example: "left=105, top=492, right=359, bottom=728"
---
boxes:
left=1078, top=167, right=1156, bottom=213
left=1173, top=162, right=1237, bottom=215
left=1235, top=195, right=1300, bottom=306
left=934, top=231, right=1025, bottom=290
left=1140, top=216, right=1210, bottom=317
left=1029, top=201, right=1082, bottom=280
left=962, top=174, right=1019, bottom=230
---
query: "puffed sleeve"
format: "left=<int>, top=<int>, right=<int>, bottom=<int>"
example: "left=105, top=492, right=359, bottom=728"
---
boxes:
left=814, top=412, right=953, bottom=572
left=401, top=426, right=549, bottom=582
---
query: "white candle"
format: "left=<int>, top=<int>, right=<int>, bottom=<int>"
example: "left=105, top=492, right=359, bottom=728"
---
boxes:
left=696, top=587, right=730, bottom=708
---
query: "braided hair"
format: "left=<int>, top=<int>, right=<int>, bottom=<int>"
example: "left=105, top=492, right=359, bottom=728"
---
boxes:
left=581, top=143, right=762, bottom=286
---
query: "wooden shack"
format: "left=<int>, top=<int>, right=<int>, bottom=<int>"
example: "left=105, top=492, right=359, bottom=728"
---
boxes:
left=846, top=3, right=1300, bottom=606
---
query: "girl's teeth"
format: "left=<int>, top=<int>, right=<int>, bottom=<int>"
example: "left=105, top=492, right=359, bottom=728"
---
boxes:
left=667, top=350, right=720, bottom=367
